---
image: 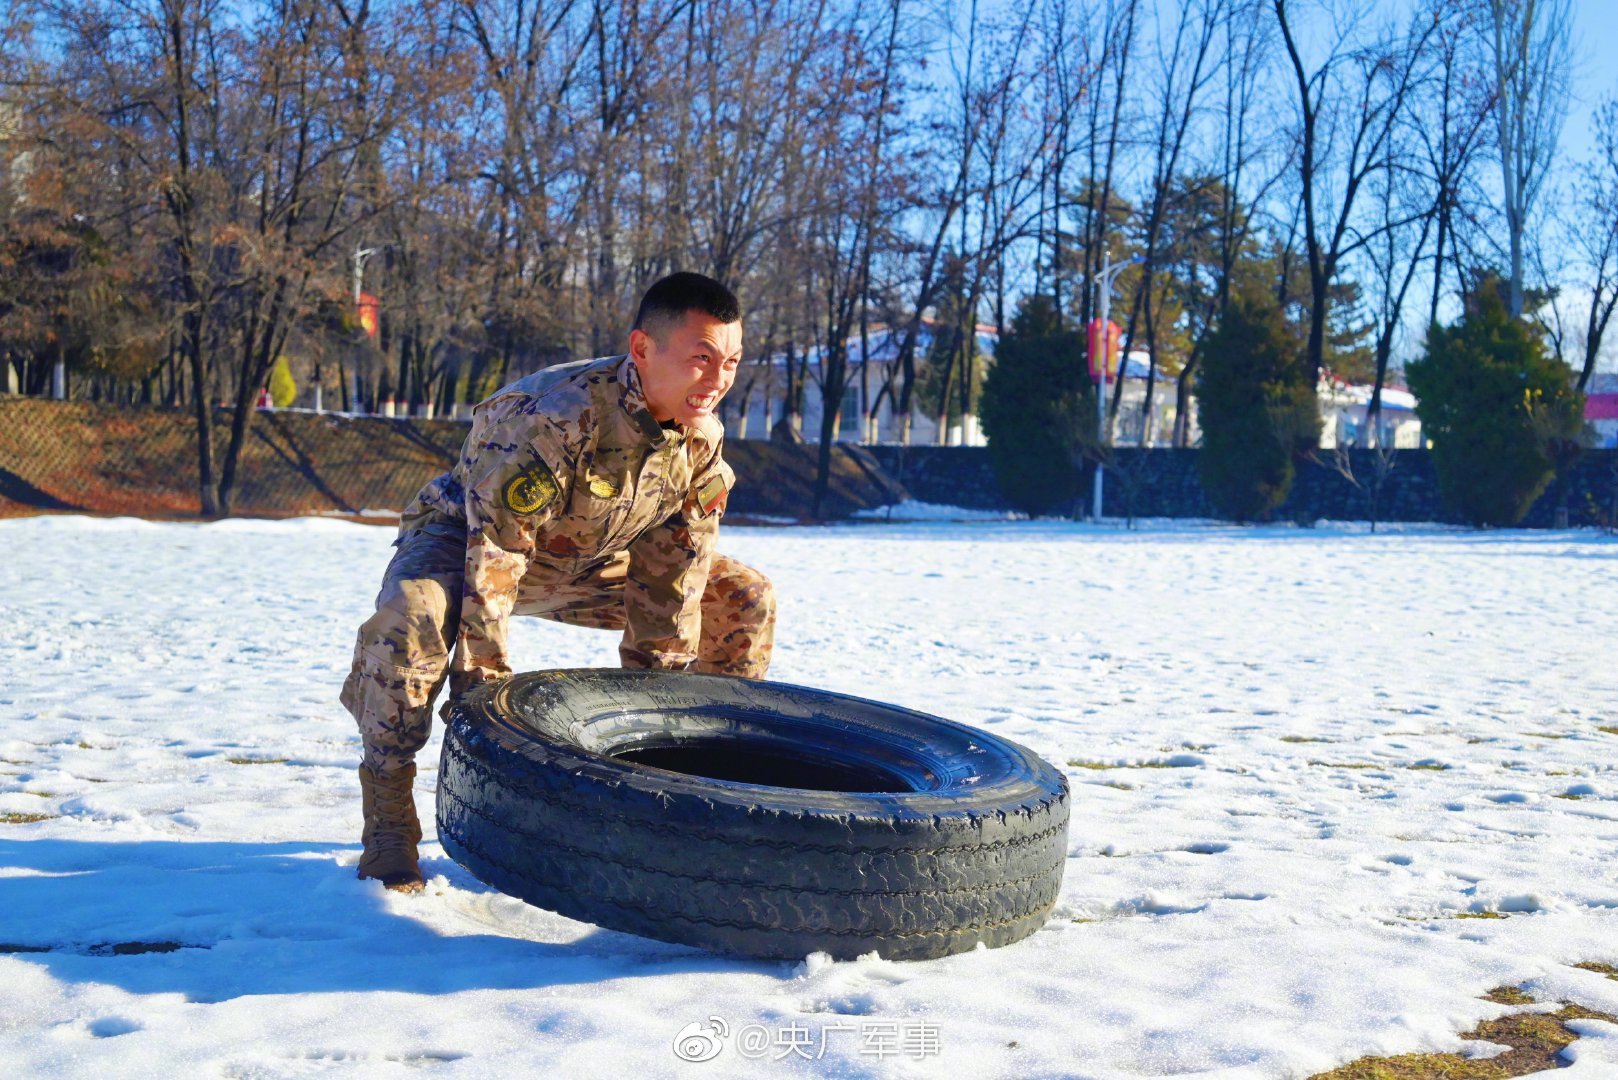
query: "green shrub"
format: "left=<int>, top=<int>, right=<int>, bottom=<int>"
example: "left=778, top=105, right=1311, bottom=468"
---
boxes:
left=1196, top=288, right=1318, bottom=521
left=1406, top=278, right=1584, bottom=526
left=978, top=294, right=1091, bottom=515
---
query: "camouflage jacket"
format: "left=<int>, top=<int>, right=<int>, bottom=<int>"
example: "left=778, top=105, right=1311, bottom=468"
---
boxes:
left=398, top=355, right=734, bottom=690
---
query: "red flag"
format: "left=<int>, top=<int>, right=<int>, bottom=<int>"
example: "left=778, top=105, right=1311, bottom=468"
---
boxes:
left=1087, top=319, right=1121, bottom=384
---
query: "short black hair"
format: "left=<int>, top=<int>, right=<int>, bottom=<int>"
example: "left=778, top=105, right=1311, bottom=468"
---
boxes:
left=632, top=271, right=741, bottom=337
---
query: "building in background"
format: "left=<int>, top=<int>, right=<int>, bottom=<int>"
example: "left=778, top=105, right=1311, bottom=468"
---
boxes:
left=1319, top=379, right=1424, bottom=449
left=726, top=327, right=1190, bottom=448
left=725, top=321, right=999, bottom=445
left=1586, top=373, right=1618, bottom=448
left=1105, top=352, right=1190, bottom=447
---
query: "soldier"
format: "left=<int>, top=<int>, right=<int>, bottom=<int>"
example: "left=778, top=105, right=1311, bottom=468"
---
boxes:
left=340, top=272, right=775, bottom=892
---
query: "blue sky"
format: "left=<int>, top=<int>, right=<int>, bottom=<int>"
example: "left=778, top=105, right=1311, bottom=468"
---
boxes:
left=1563, top=0, right=1618, bottom=164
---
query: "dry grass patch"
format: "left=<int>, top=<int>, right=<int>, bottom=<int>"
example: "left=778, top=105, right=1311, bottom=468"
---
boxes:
left=1454, top=911, right=1508, bottom=920
left=1483, top=987, right=1535, bottom=1005
left=1573, top=961, right=1618, bottom=980
left=1, top=941, right=188, bottom=956
left=1597, top=726, right=1618, bottom=736
left=1406, top=763, right=1451, bottom=771
left=0, top=812, right=56, bottom=824
left=1309, top=986, right=1617, bottom=1080
left=1282, top=735, right=1332, bottom=743
left=225, top=757, right=289, bottom=765
left=1309, top=761, right=1383, bottom=770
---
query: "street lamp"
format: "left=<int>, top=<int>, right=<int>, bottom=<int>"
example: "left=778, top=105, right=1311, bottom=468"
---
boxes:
left=353, top=245, right=381, bottom=307
left=1091, top=248, right=1143, bottom=521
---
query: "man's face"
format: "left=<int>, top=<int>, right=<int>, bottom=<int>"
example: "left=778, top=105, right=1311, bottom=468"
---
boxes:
left=629, top=310, right=742, bottom=428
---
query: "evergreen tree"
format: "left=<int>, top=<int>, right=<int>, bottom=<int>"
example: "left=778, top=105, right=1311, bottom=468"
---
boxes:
left=978, top=294, right=1092, bottom=515
left=1196, top=287, right=1319, bottom=521
left=1406, top=276, right=1585, bottom=526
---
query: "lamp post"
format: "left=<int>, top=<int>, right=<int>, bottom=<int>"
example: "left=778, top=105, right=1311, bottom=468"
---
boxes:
left=353, top=246, right=379, bottom=307
left=1091, top=248, right=1142, bottom=521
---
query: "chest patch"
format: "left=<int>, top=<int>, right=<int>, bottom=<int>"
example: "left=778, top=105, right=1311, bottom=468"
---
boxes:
left=502, top=461, right=560, bottom=515
left=588, top=476, right=619, bottom=499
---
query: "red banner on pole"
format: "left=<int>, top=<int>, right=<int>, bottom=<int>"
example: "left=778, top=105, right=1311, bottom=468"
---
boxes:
left=1087, top=319, right=1121, bottom=384
left=358, top=292, right=380, bottom=340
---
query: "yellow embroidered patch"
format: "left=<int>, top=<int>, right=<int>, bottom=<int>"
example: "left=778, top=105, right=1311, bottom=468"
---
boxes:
left=588, top=477, right=619, bottom=499
left=502, top=461, right=559, bottom=515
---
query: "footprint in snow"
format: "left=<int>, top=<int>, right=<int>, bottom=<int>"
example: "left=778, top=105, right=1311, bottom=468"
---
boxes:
left=87, top=1017, right=141, bottom=1038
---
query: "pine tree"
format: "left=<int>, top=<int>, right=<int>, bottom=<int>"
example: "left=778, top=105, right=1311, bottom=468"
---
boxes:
left=978, top=294, right=1091, bottom=514
left=1196, top=287, right=1319, bottom=521
left=1406, top=276, right=1585, bottom=526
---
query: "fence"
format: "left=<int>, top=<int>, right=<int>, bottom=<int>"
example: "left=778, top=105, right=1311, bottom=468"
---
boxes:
left=0, top=397, right=906, bottom=521
left=870, top=445, right=1618, bottom=527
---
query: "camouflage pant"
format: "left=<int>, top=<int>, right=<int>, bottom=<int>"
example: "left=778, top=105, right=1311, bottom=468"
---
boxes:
left=341, top=524, right=776, bottom=772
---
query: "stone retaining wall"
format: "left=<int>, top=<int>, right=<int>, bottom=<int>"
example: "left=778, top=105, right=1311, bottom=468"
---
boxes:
left=868, top=444, right=1618, bottom=527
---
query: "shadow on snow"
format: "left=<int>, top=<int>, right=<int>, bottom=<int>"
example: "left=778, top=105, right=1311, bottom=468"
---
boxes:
left=0, top=837, right=768, bottom=1001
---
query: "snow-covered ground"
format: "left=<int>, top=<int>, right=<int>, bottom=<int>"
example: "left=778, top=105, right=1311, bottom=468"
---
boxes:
left=3, top=515, right=1618, bottom=1079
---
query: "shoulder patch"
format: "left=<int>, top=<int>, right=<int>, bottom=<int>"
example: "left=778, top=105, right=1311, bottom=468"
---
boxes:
left=502, top=460, right=560, bottom=515
left=697, top=473, right=729, bottom=516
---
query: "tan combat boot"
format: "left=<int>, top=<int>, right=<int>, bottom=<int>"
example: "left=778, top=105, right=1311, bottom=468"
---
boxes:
left=357, top=762, right=425, bottom=892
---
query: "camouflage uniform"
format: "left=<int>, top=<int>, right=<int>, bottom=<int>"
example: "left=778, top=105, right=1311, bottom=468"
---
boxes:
left=341, top=355, right=775, bottom=773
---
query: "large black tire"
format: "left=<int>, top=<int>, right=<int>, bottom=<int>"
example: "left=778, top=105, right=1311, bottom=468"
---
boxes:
left=436, top=670, right=1069, bottom=961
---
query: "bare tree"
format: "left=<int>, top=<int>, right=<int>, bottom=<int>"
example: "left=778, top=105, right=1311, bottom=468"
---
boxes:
left=1274, top=0, right=1438, bottom=387
left=1075, top=0, right=1139, bottom=331
left=1565, top=96, right=1618, bottom=393
left=1484, top=0, right=1571, bottom=318
left=1414, top=0, right=1492, bottom=327
left=1322, top=439, right=1396, bottom=530
left=1358, top=8, right=1448, bottom=448
left=1168, top=0, right=1279, bottom=447
left=38, top=0, right=234, bottom=513
left=810, top=0, right=906, bottom=515
left=1126, top=0, right=1226, bottom=446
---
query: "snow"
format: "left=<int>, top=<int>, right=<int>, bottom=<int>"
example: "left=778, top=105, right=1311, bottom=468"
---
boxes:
left=851, top=499, right=1026, bottom=522
left=3, top=514, right=1618, bottom=1078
